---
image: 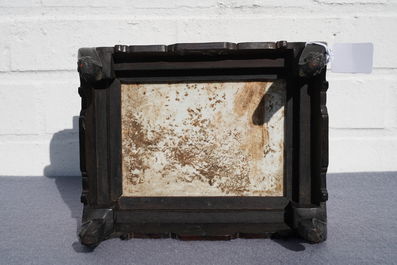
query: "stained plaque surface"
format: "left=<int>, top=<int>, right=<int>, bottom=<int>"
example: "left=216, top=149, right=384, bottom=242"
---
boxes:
left=121, top=81, right=286, bottom=197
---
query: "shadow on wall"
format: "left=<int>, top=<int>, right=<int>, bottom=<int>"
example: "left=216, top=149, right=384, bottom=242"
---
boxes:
left=43, top=116, right=88, bottom=250
left=44, top=116, right=80, bottom=177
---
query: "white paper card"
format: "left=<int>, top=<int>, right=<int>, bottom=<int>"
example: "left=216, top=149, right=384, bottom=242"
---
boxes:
left=331, top=43, right=373, bottom=73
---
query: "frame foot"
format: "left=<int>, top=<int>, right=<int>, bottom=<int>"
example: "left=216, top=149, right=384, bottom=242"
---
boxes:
left=297, top=218, right=327, bottom=243
left=79, top=206, right=114, bottom=246
left=293, top=203, right=327, bottom=243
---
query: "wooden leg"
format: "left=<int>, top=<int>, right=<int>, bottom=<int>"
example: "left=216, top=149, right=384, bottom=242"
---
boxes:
left=79, top=206, right=114, bottom=246
left=297, top=218, right=327, bottom=243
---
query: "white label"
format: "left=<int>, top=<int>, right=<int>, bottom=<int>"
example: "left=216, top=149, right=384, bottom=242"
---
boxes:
left=331, top=43, right=373, bottom=74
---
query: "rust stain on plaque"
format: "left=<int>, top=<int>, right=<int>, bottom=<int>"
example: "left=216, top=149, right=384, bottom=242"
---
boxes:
left=121, top=81, right=286, bottom=196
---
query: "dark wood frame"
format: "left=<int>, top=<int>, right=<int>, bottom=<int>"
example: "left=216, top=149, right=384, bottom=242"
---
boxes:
left=77, top=41, right=329, bottom=246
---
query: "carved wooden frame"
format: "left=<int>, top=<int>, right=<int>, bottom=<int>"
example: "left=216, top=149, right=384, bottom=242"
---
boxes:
left=77, top=41, right=329, bottom=246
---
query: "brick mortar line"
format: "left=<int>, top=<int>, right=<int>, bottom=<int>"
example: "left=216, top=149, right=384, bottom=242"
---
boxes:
left=330, top=137, right=397, bottom=141
left=1, top=13, right=397, bottom=21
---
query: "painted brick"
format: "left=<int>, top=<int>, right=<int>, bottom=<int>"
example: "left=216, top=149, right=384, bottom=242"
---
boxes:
left=327, top=76, right=390, bottom=129
left=9, top=19, right=178, bottom=71
left=315, top=0, right=387, bottom=3
left=0, top=141, right=48, bottom=176
left=328, top=16, right=397, bottom=69
left=1, top=1, right=396, bottom=176
left=37, top=0, right=304, bottom=8
left=43, top=133, right=80, bottom=177
left=0, top=22, right=11, bottom=72
left=0, top=0, right=33, bottom=7
left=39, top=0, right=107, bottom=7
left=40, top=81, right=80, bottom=134
left=120, top=0, right=304, bottom=8
left=329, top=127, right=396, bottom=139
left=176, top=16, right=397, bottom=68
left=0, top=138, right=79, bottom=176
left=2, top=1, right=396, bottom=18
left=4, top=15, right=396, bottom=71
left=0, top=84, right=40, bottom=135
left=329, top=138, right=397, bottom=173
left=385, top=80, right=397, bottom=129
left=39, top=0, right=213, bottom=8
left=0, top=45, right=10, bottom=72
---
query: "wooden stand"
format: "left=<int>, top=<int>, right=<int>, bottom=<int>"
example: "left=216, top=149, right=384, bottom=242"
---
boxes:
left=77, top=41, right=329, bottom=246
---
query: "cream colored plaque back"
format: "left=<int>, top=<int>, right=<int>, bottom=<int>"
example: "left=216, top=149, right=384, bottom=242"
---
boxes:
left=121, top=81, right=286, bottom=197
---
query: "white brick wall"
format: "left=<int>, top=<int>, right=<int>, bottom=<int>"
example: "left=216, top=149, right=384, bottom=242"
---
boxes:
left=0, top=0, right=396, bottom=176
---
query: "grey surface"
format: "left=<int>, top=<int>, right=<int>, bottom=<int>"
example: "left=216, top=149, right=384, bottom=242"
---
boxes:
left=1, top=172, right=396, bottom=265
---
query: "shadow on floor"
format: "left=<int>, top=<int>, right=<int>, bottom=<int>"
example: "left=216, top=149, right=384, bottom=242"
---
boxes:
left=43, top=116, right=91, bottom=251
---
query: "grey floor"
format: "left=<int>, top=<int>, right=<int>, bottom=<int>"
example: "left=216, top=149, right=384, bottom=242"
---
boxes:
left=1, top=172, right=396, bottom=265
